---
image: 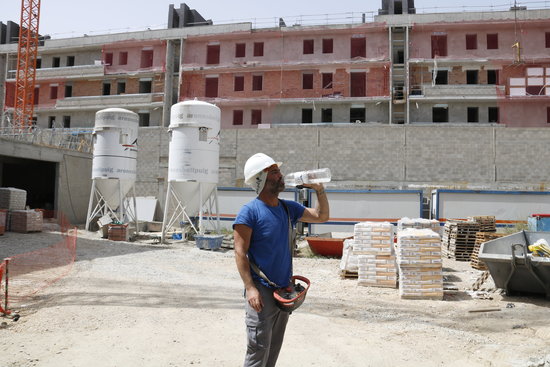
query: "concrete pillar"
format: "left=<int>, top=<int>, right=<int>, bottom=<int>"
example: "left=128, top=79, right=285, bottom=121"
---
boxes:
left=162, top=40, right=175, bottom=128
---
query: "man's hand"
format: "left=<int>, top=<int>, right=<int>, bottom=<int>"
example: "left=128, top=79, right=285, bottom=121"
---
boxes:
left=246, top=285, right=263, bottom=312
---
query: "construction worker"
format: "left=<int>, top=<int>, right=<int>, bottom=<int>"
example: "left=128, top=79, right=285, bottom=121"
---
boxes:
left=233, top=153, right=329, bottom=367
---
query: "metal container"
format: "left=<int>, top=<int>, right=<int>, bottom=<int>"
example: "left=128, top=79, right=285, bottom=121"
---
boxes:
left=91, top=108, right=139, bottom=210
left=528, top=214, right=550, bottom=231
left=478, top=231, right=550, bottom=298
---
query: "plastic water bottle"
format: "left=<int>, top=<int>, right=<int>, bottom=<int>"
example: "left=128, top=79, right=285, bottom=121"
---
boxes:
left=284, top=168, right=331, bottom=187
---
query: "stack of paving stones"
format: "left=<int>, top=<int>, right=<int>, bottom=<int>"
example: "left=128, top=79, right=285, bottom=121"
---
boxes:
left=441, top=220, right=480, bottom=261
left=353, top=221, right=397, bottom=288
left=10, top=210, right=43, bottom=233
left=396, top=228, right=443, bottom=300
left=0, top=187, right=27, bottom=210
left=339, top=239, right=359, bottom=277
left=470, top=232, right=505, bottom=270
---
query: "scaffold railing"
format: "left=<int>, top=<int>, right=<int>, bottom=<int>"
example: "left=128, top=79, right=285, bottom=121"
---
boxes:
left=0, top=127, right=93, bottom=154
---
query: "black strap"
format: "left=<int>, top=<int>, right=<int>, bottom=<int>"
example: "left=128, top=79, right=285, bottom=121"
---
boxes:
left=249, top=199, right=294, bottom=288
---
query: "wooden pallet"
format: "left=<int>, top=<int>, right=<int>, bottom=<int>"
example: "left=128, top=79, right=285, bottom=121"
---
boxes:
left=470, top=232, right=505, bottom=270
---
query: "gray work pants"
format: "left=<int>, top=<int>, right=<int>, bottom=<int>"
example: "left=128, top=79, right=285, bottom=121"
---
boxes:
left=243, top=281, right=289, bottom=367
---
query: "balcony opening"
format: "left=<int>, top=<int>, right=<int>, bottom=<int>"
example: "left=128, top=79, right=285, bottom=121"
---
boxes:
left=321, top=108, right=332, bottom=123
left=303, top=39, right=314, bottom=54
left=435, top=70, right=448, bottom=85
left=487, top=34, right=499, bottom=49
left=350, top=108, right=366, bottom=123
left=102, top=82, right=111, bottom=96
left=206, top=44, right=220, bottom=65
left=487, top=70, right=499, bottom=85
left=117, top=81, right=126, bottom=95
left=104, top=53, right=113, bottom=66
left=302, top=109, right=313, bottom=124
left=432, top=107, right=448, bottom=123
left=322, top=73, right=333, bottom=89
left=138, top=113, right=150, bottom=127
left=234, top=75, right=244, bottom=91
left=466, top=70, right=479, bottom=85
left=63, top=116, right=71, bottom=128
left=431, top=35, right=447, bottom=57
left=235, top=43, right=246, bottom=58
left=466, top=34, right=477, bottom=50
left=350, top=72, right=366, bottom=97
left=467, top=107, right=479, bottom=123
left=488, top=107, right=499, bottom=123
left=251, top=109, right=262, bottom=125
left=302, top=73, right=313, bottom=89
left=233, top=110, right=243, bottom=125
left=351, top=37, right=366, bottom=58
left=140, top=50, right=154, bottom=68
left=205, top=77, right=218, bottom=97
left=322, top=39, right=333, bottom=54
left=139, top=80, right=152, bottom=93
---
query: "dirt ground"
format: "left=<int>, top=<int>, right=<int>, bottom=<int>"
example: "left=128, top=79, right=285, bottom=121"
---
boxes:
left=1, top=228, right=550, bottom=367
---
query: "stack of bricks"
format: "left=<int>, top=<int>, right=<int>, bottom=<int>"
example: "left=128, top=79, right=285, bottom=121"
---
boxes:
left=108, top=224, right=128, bottom=241
left=353, top=221, right=397, bottom=288
left=397, top=228, right=443, bottom=300
left=0, top=209, right=7, bottom=235
left=10, top=210, right=43, bottom=233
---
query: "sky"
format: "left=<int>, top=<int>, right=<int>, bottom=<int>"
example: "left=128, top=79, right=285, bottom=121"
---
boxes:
left=2, top=0, right=536, bottom=39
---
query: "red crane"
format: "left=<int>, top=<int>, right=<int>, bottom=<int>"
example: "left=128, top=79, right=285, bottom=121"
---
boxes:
left=13, top=0, right=41, bottom=130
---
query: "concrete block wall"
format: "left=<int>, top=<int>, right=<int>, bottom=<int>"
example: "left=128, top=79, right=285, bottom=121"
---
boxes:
left=134, top=125, right=550, bottom=208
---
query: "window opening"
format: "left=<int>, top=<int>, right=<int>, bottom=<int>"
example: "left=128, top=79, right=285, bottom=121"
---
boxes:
left=206, top=44, right=220, bottom=65
left=233, top=110, right=243, bottom=125
left=234, top=75, right=244, bottom=91
left=350, top=108, right=366, bottom=123
left=466, top=34, right=477, bottom=50
left=322, top=73, right=333, bottom=89
left=322, top=39, right=333, bottom=54
left=466, top=70, right=479, bottom=85
left=205, top=77, right=219, bottom=97
left=235, top=43, right=246, bottom=57
left=302, top=109, right=313, bottom=123
left=251, top=109, right=262, bottom=124
left=432, top=107, right=448, bottom=123
left=351, top=37, right=366, bottom=58
left=321, top=108, right=332, bottom=123
left=253, top=42, right=264, bottom=57
left=252, top=75, right=263, bottom=91
left=431, top=35, right=447, bottom=57
left=467, top=107, right=479, bottom=122
left=302, top=73, right=313, bottom=89
left=303, top=39, right=314, bottom=54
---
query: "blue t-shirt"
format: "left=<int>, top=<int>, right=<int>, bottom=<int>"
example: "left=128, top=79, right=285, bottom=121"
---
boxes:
left=233, top=198, right=305, bottom=288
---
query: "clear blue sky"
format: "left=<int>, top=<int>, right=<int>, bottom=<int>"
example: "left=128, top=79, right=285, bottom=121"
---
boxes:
left=2, top=0, right=532, bottom=39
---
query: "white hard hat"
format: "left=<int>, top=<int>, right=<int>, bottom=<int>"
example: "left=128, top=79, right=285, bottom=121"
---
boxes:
left=244, top=153, right=282, bottom=193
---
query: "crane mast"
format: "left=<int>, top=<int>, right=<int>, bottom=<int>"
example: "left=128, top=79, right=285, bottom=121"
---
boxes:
left=13, top=0, right=41, bottom=130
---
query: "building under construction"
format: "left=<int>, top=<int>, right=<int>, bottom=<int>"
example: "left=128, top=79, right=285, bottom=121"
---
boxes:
left=1, top=1, right=549, bottom=129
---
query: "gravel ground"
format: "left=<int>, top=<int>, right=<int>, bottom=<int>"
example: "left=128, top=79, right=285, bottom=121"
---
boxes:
left=0, top=228, right=550, bottom=367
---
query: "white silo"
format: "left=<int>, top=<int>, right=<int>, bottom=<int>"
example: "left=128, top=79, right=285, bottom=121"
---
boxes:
left=85, top=108, right=139, bottom=232
left=161, top=100, right=221, bottom=241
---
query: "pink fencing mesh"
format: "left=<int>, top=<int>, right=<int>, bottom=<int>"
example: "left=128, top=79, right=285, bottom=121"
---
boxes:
left=0, top=212, right=77, bottom=315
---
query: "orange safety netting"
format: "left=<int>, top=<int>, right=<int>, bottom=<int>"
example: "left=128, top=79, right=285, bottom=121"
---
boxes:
left=0, top=212, right=77, bottom=315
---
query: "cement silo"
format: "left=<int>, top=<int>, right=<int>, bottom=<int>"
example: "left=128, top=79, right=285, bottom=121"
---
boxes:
left=161, top=100, right=221, bottom=241
left=85, top=108, right=139, bottom=232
